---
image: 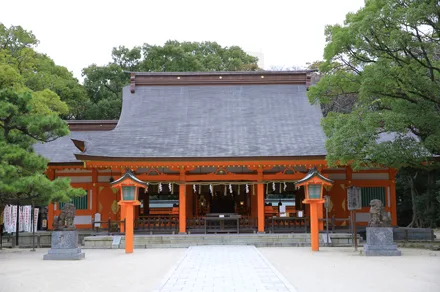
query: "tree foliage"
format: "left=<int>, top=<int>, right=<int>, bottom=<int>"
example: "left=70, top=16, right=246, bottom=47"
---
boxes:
left=82, top=41, right=259, bottom=119
left=0, top=90, right=85, bottom=206
left=0, top=24, right=86, bottom=207
left=396, top=167, right=440, bottom=227
left=309, top=0, right=440, bottom=227
left=308, top=0, right=440, bottom=170
left=0, top=23, right=88, bottom=119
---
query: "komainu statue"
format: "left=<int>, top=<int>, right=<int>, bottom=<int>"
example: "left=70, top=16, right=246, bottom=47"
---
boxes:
left=52, top=203, right=76, bottom=231
left=368, top=199, right=391, bottom=227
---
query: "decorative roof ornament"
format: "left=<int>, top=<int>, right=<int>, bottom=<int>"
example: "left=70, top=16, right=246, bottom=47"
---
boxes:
left=295, top=167, right=333, bottom=202
left=110, top=168, right=147, bottom=188
left=295, top=167, right=333, bottom=185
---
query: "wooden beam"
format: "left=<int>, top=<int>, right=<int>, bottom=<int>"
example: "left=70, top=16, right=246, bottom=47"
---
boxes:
left=83, top=159, right=328, bottom=169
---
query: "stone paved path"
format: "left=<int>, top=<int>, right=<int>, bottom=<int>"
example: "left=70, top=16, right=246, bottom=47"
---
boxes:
left=154, top=245, right=296, bottom=292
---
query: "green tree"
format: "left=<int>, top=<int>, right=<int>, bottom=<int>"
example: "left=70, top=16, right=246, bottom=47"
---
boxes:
left=308, top=0, right=440, bottom=226
left=140, top=41, right=259, bottom=72
left=0, top=23, right=89, bottom=119
left=308, top=0, right=440, bottom=169
left=82, top=41, right=259, bottom=119
left=0, top=89, right=85, bottom=208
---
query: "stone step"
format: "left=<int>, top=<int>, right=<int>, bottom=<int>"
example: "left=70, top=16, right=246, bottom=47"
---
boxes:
left=84, top=233, right=360, bottom=249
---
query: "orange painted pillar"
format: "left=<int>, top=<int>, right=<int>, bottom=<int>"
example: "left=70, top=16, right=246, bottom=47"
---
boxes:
left=389, top=170, right=398, bottom=226
left=48, top=203, right=54, bottom=230
left=179, top=184, right=186, bottom=233
left=317, top=203, right=324, bottom=231
left=125, top=204, right=134, bottom=253
left=257, top=183, right=265, bottom=233
left=120, top=205, right=126, bottom=233
left=186, top=185, right=193, bottom=219
left=390, top=182, right=397, bottom=226
left=251, top=188, right=258, bottom=218
left=310, top=202, right=320, bottom=251
left=46, top=169, right=56, bottom=230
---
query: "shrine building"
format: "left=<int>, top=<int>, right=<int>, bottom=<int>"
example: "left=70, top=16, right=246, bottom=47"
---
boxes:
left=34, top=71, right=398, bottom=234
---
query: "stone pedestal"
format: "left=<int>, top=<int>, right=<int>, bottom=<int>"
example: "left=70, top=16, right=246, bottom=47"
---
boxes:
left=364, top=227, right=401, bottom=256
left=43, top=231, right=85, bottom=260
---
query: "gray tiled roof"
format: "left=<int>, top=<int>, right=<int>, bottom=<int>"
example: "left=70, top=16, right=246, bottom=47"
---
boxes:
left=77, top=84, right=327, bottom=159
left=33, top=132, right=101, bottom=163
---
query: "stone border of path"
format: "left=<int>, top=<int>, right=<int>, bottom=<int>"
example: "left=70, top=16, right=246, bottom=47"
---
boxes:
left=153, top=245, right=297, bottom=292
left=253, top=247, right=297, bottom=292
left=153, top=248, right=188, bottom=291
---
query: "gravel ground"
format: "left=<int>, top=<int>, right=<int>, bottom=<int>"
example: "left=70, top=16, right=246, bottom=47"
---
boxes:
left=260, top=247, right=440, bottom=292
left=1, top=246, right=439, bottom=292
left=0, top=248, right=185, bottom=292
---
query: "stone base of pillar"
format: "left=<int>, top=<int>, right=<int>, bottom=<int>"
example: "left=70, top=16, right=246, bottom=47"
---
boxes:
left=43, top=231, right=85, bottom=260
left=364, top=227, right=401, bottom=256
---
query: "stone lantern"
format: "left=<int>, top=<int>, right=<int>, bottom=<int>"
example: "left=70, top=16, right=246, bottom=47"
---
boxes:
left=295, top=167, right=333, bottom=251
left=111, top=169, right=147, bottom=253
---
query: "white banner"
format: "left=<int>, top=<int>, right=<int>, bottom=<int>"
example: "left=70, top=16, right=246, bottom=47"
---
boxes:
left=3, top=205, right=12, bottom=233
left=2, top=205, right=39, bottom=233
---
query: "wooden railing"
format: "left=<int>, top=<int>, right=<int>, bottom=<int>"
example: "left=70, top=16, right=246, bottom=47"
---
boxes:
left=239, top=217, right=258, bottom=232
left=186, top=216, right=257, bottom=233
left=92, top=219, right=126, bottom=235
left=265, top=217, right=309, bottom=233
left=89, top=215, right=351, bottom=235
left=319, top=216, right=352, bottom=233
left=135, top=216, right=179, bottom=234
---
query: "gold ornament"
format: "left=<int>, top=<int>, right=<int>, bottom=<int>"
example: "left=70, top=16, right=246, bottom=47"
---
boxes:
left=111, top=200, right=119, bottom=214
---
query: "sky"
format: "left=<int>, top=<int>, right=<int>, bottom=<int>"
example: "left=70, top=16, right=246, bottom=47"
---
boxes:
left=0, top=0, right=365, bottom=82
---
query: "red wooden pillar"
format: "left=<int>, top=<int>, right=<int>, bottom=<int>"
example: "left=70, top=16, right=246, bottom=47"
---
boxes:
left=92, top=169, right=99, bottom=229
left=317, top=203, right=324, bottom=231
left=179, top=184, right=186, bottom=233
left=120, top=205, right=126, bottom=233
left=48, top=203, right=54, bottom=230
left=124, top=204, right=134, bottom=253
left=310, top=202, right=320, bottom=251
left=389, top=169, right=398, bottom=226
left=257, top=183, right=265, bottom=233
left=186, top=185, right=193, bottom=219
left=46, top=169, right=56, bottom=230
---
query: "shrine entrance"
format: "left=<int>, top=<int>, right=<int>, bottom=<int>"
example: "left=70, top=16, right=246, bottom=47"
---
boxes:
left=209, top=192, right=235, bottom=214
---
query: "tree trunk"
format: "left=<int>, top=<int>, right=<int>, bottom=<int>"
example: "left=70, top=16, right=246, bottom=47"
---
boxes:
left=407, top=172, right=419, bottom=228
